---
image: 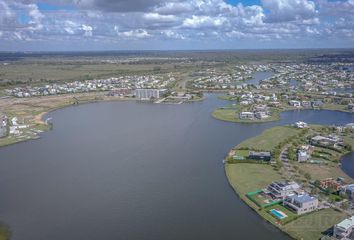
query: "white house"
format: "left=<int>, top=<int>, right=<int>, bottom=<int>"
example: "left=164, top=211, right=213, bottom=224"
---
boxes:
left=283, top=193, right=318, bottom=215
left=333, top=216, right=354, bottom=240
left=267, top=181, right=301, bottom=199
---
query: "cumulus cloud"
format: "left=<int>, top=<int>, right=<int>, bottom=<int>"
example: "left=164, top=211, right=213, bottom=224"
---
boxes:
left=0, top=0, right=353, bottom=48
left=262, top=0, right=317, bottom=22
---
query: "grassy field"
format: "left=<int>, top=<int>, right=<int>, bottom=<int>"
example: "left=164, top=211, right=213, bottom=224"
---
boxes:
left=236, top=126, right=301, bottom=151
left=282, top=208, right=347, bottom=240
left=0, top=224, right=10, bottom=240
left=212, top=107, right=281, bottom=123
left=0, top=61, right=199, bottom=88
left=225, top=163, right=283, bottom=197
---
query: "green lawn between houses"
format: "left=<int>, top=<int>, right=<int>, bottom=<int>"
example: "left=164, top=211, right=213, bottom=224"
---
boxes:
left=236, top=126, right=301, bottom=151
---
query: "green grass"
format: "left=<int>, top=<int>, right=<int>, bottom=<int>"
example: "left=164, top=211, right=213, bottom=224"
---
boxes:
left=218, top=95, right=238, bottom=101
left=212, top=108, right=281, bottom=123
left=0, top=223, right=11, bottom=240
left=282, top=208, right=346, bottom=240
left=236, top=126, right=301, bottom=151
left=225, top=163, right=283, bottom=197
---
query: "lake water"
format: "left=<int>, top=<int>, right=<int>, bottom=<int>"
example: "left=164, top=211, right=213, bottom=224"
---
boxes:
left=0, top=94, right=353, bottom=240
left=245, top=71, right=274, bottom=85
left=340, top=152, right=354, bottom=178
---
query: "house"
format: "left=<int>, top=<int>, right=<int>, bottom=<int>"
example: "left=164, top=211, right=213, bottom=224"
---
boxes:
left=312, top=100, right=324, bottom=108
left=267, top=181, right=301, bottom=199
left=319, top=178, right=343, bottom=192
left=301, top=101, right=311, bottom=108
left=348, top=103, right=354, bottom=110
left=283, top=193, right=318, bottom=215
left=297, top=145, right=314, bottom=162
left=311, top=135, right=342, bottom=146
left=255, top=111, right=269, bottom=119
left=239, top=112, right=255, bottom=120
left=295, top=121, right=308, bottom=128
left=249, top=151, right=271, bottom=161
left=297, top=150, right=309, bottom=162
left=341, top=184, right=354, bottom=201
left=289, top=100, right=301, bottom=107
left=333, top=216, right=354, bottom=240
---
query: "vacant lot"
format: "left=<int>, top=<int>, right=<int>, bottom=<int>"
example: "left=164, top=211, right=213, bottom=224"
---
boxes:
left=236, top=126, right=301, bottom=151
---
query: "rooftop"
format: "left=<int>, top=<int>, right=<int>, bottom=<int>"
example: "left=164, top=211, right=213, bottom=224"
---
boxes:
left=287, top=193, right=317, bottom=204
left=337, top=216, right=354, bottom=230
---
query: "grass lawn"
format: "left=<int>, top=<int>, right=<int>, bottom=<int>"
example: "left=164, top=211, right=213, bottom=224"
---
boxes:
left=225, top=163, right=283, bottom=197
left=233, top=149, right=249, bottom=157
left=293, top=162, right=351, bottom=181
left=212, top=107, right=281, bottom=123
left=218, top=95, right=238, bottom=101
left=282, top=208, right=347, bottom=240
left=236, top=126, right=301, bottom=151
left=0, top=224, right=10, bottom=240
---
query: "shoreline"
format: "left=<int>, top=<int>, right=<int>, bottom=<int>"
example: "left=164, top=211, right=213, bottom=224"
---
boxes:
left=212, top=107, right=353, bottom=124
left=0, top=93, right=206, bottom=149
left=224, top=125, right=354, bottom=240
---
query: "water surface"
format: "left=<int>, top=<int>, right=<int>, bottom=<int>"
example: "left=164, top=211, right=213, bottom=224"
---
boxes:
left=0, top=94, right=352, bottom=240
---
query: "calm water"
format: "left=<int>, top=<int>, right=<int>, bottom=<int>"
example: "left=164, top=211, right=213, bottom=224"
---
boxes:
left=0, top=94, right=353, bottom=240
left=341, top=152, right=354, bottom=178
left=245, top=71, right=274, bottom=85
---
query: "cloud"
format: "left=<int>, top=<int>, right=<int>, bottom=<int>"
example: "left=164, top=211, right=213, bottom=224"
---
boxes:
left=262, top=0, right=317, bottom=22
left=0, top=0, right=353, bottom=49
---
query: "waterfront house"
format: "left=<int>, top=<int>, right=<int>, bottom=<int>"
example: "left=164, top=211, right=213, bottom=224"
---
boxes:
left=295, top=121, right=308, bottom=128
left=333, top=215, right=354, bottom=240
left=341, top=184, right=354, bottom=201
left=249, top=151, right=271, bottom=161
left=289, top=100, right=301, bottom=107
left=255, top=111, right=269, bottom=119
left=267, top=181, right=301, bottom=199
left=283, top=193, right=318, bottom=215
left=239, top=112, right=255, bottom=120
left=312, top=100, right=324, bottom=108
left=319, top=178, right=343, bottom=192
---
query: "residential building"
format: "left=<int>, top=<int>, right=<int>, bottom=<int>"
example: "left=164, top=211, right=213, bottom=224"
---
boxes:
left=283, top=193, right=318, bottom=215
left=333, top=215, right=354, bottom=240
left=267, top=181, right=301, bottom=199
left=319, top=178, right=343, bottom=192
left=255, top=111, right=269, bottom=119
left=134, top=89, right=167, bottom=100
left=239, top=112, right=255, bottom=120
left=297, top=150, right=309, bottom=162
left=295, top=121, right=308, bottom=128
left=289, top=100, right=301, bottom=107
left=249, top=151, right=271, bottom=161
left=341, top=184, right=354, bottom=201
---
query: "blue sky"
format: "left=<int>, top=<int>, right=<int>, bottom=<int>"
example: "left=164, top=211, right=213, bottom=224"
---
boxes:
left=0, top=0, right=353, bottom=51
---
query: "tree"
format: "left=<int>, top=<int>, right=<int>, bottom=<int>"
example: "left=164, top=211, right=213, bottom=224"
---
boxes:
left=304, top=172, right=311, bottom=180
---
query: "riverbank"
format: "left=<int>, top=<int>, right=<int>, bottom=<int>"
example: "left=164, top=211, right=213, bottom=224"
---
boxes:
left=213, top=93, right=353, bottom=124
left=225, top=124, right=354, bottom=240
left=0, top=92, right=136, bottom=148
left=213, top=105, right=353, bottom=124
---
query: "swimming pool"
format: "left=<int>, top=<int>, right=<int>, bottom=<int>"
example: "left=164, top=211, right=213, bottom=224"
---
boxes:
left=270, top=209, right=287, bottom=219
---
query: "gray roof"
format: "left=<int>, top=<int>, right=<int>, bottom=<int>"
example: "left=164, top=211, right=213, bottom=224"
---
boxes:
left=288, top=194, right=316, bottom=203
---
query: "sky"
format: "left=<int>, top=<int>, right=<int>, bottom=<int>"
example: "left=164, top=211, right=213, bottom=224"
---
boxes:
left=0, top=0, right=353, bottom=51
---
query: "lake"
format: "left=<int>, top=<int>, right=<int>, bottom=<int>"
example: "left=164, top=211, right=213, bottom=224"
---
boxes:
left=0, top=94, right=352, bottom=240
left=245, top=71, right=274, bottom=85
